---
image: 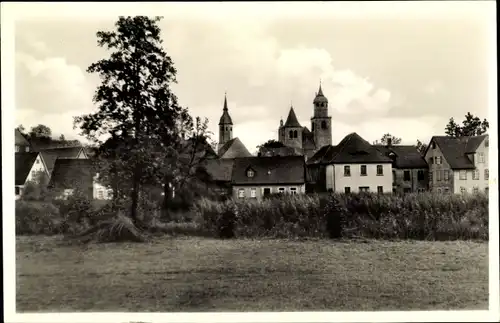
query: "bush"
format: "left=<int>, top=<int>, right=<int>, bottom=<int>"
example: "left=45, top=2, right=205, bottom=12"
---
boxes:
left=16, top=200, right=62, bottom=235
left=192, top=192, right=488, bottom=241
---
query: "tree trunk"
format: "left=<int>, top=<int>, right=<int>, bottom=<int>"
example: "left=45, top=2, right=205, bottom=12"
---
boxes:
left=162, top=176, right=171, bottom=221
left=130, top=162, right=141, bottom=225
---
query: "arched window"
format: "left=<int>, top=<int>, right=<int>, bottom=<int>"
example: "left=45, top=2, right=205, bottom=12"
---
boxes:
left=289, top=130, right=293, bottom=139
left=321, top=121, right=327, bottom=129
left=230, top=127, right=232, bottom=131
left=293, top=130, right=298, bottom=138
left=312, top=123, right=315, bottom=131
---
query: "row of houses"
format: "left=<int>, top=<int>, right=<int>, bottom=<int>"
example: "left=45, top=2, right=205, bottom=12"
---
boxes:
left=15, top=127, right=490, bottom=201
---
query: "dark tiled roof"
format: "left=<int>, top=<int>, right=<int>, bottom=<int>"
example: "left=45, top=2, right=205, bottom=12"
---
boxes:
left=218, top=137, right=252, bottom=159
left=375, top=145, right=428, bottom=169
left=39, top=147, right=87, bottom=174
left=15, top=152, right=40, bottom=185
left=307, top=132, right=392, bottom=165
left=284, top=107, right=302, bottom=128
left=313, top=84, right=328, bottom=103
left=203, top=159, right=235, bottom=182
left=231, top=155, right=305, bottom=185
left=49, top=159, right=97, bottom=190
left=15, top=129, right=30, bottom=146
left=429, top=135, right=488, bottom=170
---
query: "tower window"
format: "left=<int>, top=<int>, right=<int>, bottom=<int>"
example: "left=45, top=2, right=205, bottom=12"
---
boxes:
left=321, top=121, right=327, bottom=129
left=312, top=123, right=315, bottom=131
left=289, top=130, right=293, bottom=139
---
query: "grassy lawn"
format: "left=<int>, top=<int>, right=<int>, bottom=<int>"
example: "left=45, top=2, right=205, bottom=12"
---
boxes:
left=16, top=236, right=488, bottom=312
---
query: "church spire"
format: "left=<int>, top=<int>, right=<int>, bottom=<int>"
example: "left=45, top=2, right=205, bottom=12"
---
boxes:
left=219, top=92, right=233, bottom=125
left=317, top=80, right=324, bottom=97
left=223, top=91, right=228, bottom=111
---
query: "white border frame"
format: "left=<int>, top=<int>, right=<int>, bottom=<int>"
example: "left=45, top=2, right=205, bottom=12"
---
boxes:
left=2, top=2, right=498, bottom=322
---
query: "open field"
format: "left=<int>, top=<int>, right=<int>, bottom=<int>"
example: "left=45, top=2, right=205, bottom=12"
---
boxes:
left=16, top=236, right=488, bottom=312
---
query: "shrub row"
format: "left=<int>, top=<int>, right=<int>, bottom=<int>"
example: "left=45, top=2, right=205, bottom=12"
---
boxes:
left=191, top=192, right=489, bottom=241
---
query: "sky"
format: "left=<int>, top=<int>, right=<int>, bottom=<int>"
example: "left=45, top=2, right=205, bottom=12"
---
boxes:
left=12, top=2, right=495, bottom=154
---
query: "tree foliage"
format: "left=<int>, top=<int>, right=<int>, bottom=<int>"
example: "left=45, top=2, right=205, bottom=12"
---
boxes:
left=416, top=140, right=427, bottom=156
left=445, top=113, right=489, bottom=137
left=29, top=124, right=52, bottom=139
left=374, top=133, right=402, bottom=145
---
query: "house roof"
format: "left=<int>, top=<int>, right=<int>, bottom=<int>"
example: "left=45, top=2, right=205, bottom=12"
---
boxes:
left=283, top=107, right=302, bottom=128
left=429, top=135, right=488, bottom=170
left=203, top=158, right=235, bottom=182
left=39, top=147, right=86, bottom=174
left=231, top=155, right=305, bottom=185
left=15, top=129, right=30, bottom=146
left=49, top=159, right=97, bottom=190
left=15, top=152, right=40, bottom=185
left=218, top=137, right=252, bottom=159
left=374, top=145, right=428, bottom=169
left=307, top=132, right=393, bottom=165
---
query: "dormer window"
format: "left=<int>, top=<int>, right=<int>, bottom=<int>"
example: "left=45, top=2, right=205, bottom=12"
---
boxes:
left=432, top=142, right=436, bottom=149
left=246, top=169, right=255, bottom=178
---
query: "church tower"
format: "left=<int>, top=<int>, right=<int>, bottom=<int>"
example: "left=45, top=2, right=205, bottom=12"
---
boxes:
left=282, top=105, right=303, bottom=150
left=218, top=93, right=233, bottom=150
left=311, top=82, right=332, bottom=149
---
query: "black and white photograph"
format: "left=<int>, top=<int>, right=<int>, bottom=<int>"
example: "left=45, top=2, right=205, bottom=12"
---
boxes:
left=2, top=1, right=498, bottom=322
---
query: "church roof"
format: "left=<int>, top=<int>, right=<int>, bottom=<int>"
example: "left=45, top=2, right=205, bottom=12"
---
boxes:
left=307, top=132, right=392, bottom=165
left=313, top=84, right=328, bottom=104
left=283, top=107, right=302, bottom=128
left=218, top=94, right=233, bottom=125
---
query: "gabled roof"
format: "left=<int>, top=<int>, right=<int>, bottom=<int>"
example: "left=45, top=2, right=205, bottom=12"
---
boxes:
left=15, top=152, right=41, bottom=185
left=39, top=147, right=87, bottom=175
left=283, top=107, right=302, bottom=128
left=15, top=129, right=30, bottom=146
left=307, top=132, right=392, bottom=165
left=375, top=145, right=428, bottom=169
left=218, top=137, right=252, bottom=159
left=49, top=159, right=97, bottom=190
left=231, top=155, right=305, bottom=185
left=427, top=135, right=488, bottom=170
left=203, top=158, right=235, bottom=182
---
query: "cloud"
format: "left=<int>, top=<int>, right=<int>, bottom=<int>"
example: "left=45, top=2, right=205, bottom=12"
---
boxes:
left=423, top=80, right=444, bottom=95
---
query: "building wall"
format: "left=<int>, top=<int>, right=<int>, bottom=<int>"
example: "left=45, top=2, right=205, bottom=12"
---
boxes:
left=424, top=142, right=454, bottom=193
left=326, top=163, right=392, bottom=193
left=218, top=124, right=233, bottom=149
left=282, top=127, right=303, bottom=150
left=311, top=116, right=332, bottom=150
left=76, top=150, right=88, bottom=159
left=232, top=184, right=306, bottom=200
left=452, top=139, right=489, bottom=194
left=392, top=168, right=428, bottom=193
left=16, top=154, right=48, bottom=198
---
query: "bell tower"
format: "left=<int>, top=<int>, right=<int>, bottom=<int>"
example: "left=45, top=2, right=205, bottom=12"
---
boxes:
left=311, top=82, right=332, bottom=149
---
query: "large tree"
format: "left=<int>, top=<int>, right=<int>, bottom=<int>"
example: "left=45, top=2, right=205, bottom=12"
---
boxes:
left=29, top=124, right=52, bottom=139
left=257, top=139, right=285, bottom=150
left=75, top=16, right=190, bottom=224
left=445, top=113, right=489, bottom=137
left=416, top=139, right=427, bottom=155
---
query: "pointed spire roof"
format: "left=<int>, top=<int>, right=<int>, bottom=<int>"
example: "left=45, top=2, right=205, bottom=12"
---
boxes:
left=313, top=81, right=328, bottom=104
left=219, top=92, right=233, bottom=125
left=284, top=106, right=302, bottom=128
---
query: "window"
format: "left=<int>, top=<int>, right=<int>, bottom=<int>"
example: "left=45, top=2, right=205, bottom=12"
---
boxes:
left=312, top=123, right=315, bottom=131
left=478, top=152, right=485, bottom=163
left=263, top=188, right=271, bottom=196
left=376, top=165, right=383, bottom=176
left=460, top=187, right=467, bottom=195
left=278, top=187, right=285, bottom=194
left=392, top=170, right=396, bottom=182
left=97, top=189, right=104, bottom=200
left=26, top=146, right=30, bottom=152
left=35, top=158, right=40, bottom=164
left=436, top=170, right=442, bottom=181
left=15, top=186, right=20, bottom=195
left=429, top=157, right=433, bottom=164
left=473, top=170, right=479, bottom=180
left=444, top=188, right=449, bottom=193
left=289, top=130, right=293, bottom=139
left=436, top=156, right=442, bottom=164
left=225, top=127, right=228, bottom=131
left=459, top=170, right=467, bottom=180
left=417, top=170, right=424, bottom=181
left=485, top=169, right=489, bottom=180
left=290, top=187, right=297, bottom=195
left=250, top=188, right=257, bottom=198
left=429, top=171, right=433, bottom=182
left=432, top=142, right=436, bottom=149
left=247, top=169, right=254, bottom=177
left=230, top=127, right=232, bottom=131
left=359, top=187, right=370, bottom=192
left=360, top=165, right=367, bottom=176
left=344, top=165, right=351, bottom=176
left=403, top=170, right=411, bottom=181
left=220, top=126, right=224, bottom=132
left=485, top=187, right=489, bottom=195
left=15, top=145, right=20, bottom=152
left=444, top=170, right=449, bottom=181
left=377, top=186, right=383, bottom=194
left=473, top=187, right=479, bottom=194
left=344, top=187, right=351, bottom=194
left=238, top=189, right=245, bottom=198
left=294, top=130, right=298, bottom=138
left=321, top=121, right=327, bottom=129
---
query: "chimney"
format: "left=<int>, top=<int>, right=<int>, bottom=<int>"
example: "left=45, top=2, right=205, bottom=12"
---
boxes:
left=387, top=137, right=392, bottom=147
